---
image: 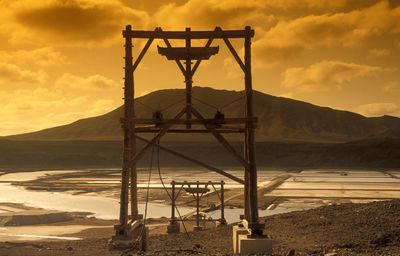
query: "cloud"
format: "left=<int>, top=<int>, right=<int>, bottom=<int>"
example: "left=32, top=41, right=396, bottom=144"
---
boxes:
left=0, top=47, right=67, bottom=67
left=223, top=57, right=242, bottom=79
left=0, top=73, right=122, bottom=135
left=368, top=48, right=390, bottom=57
left=152, top=0, right=354, bottom=31
left=356, top=102, right=400, bottom=117
left=253, top=1, right=400, bottom=67
left=282, top=60, right=383, bottom=91
left=0, top=0, right=149, bottom=47
left=153, top=0, right=276, bottom=30
left=0, top=62, right=48, bottom=84
left=55, top=73, right=120, bottom=91
left=384, top=81, right=400, bottom=92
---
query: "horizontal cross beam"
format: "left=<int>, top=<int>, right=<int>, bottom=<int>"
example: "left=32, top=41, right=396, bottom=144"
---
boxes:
left=173, top=181, right=224, bottom=185
left=135, top=128, right=245, bottom=133
left=123, top=28, right=254, bottom=39
left=122, top=117, right=257, bottom=125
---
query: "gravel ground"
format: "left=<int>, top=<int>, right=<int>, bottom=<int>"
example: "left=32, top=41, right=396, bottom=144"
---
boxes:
left=1, top=200, right=400, bottom=255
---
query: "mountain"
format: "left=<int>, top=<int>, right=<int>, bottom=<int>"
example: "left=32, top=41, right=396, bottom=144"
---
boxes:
left=6, top=86, right=400, bottom=142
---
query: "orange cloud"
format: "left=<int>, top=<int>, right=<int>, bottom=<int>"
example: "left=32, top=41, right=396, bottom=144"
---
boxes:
left=152, top=0, right=352, bottom=31
left=55, top=73, right=120, bottom=91
left=384, top=81, right=400, bottom=92
left=356, top=102, right=400, bottom=117
left=253, top=1, right=400, bottom=67
left=1, top=0, right=149, bottom=47
left=0, top=62, right=47, bottom=84
left=282, top=60, right=383, bottom=91
left=153, top=0, right=275, bottom=30
left=368, top=48, right=390, bottom=57
left=0, top=47, right=67, bottom=67
left=0, top=72, right=122, bottom=135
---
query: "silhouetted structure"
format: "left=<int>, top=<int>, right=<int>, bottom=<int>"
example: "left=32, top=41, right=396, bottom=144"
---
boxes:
left=168, top=180, right=226, bottom=233
left=111, top=25, right=264, bottom=249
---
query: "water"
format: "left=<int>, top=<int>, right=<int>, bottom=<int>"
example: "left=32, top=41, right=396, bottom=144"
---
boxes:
left=0, top=170, right=193, bottom=219
left=6, top=234, right=81, bottom=241
left=1, top=168, right=400, bottom=223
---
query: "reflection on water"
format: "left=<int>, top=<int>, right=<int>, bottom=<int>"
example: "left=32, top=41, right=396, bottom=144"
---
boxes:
left=8, top=234, right=82, bottom=241
left=0, top=182, right=193, bottom=219
left=0, top=170, right=77, bottom=182
left=1, top=169, right=400, bottom=222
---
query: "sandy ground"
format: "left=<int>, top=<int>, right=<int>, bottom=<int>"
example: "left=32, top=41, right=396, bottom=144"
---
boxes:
left=0, top=200, right=400, bottom=255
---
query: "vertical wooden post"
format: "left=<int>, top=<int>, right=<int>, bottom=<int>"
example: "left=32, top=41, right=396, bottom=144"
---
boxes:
left=128, top=27, right=139, bottom=222
left=244, top=26, right=262, bottom=235
left=196, top=181, right=200, bottom=227
left=244, top=131, right=250, bottom=221
left=221, top=180, right=226, bottom=224
left=119, top=25, right=132, bottom=235
left=185, top=27, right=192, bottom=129
left=171, top=181, right=176, bottom=221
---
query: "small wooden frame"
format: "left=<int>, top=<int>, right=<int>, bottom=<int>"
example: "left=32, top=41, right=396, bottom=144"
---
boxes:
left=168, top=180, right=226, bottom=232
left=158, top=46, right=219, bottom=60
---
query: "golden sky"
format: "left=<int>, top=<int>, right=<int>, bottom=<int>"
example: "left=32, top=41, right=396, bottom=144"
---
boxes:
left=0, top=0, right=399, bottom=136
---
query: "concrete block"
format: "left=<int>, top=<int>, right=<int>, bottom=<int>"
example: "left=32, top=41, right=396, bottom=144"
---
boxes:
left=232, top=225, right=250, bottom=254
left=238, top=234, right=272, bottom=255
left=193, top=226, right=203, bottom=231
left=167, top=222, right=180, bottom=233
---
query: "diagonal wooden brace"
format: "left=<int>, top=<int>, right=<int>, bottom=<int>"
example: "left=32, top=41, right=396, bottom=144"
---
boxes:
left=132, top=28, right=157, bottom=72
left=191, top=27, right=217, bottom=77
left=130, top=107, right=187, bottom=164
left=191, top=107, right=250, bottom=171
left=216, top=27, right=245, bottom=73
left=135, top=135, right=244, bottom=184
left=158, top=27, right=186, bottom=77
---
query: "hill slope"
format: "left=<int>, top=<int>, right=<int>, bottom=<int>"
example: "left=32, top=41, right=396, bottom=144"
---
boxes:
left=7, top=87, right=400, bottom=142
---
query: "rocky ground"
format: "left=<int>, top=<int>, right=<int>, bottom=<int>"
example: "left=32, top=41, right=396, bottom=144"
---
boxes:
left=1, top=199, right=399, bottom=255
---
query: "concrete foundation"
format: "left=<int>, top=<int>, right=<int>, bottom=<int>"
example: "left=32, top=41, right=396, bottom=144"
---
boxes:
left=238, top=234, right=272, bottom=255
left=233, top=225, right=250, bottom=254
left=193, top=226, right=203, bottom=231
left=167, top=221, right=180, bottom=233
left=109, top=222, right=148, bottom=251
left=232, top=224, right=272, bottom=255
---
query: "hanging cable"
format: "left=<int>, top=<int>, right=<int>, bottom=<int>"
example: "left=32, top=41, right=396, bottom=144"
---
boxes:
left=191, top=94, right=219, bottom=110
left=135, top=98, right=156, bottom=111
left=219, top=95, right=244, bottom=110
left=192, top=93, right=244, bottom=112
left=128, top=143, right=155, bottom=252
left=160, top=98, right=186, bottom=112
left=156, top=139, right=192, bottom=242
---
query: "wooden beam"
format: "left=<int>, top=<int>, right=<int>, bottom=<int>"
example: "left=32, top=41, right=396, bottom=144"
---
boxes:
left=123, top=29, right=255, bottom=39
left=158, top=46, right=219, bottom=60
left=121, top=24, right=133, bottom=231
left=130, top=108, right=187, bottom=164
left=185, top=27, right=192, bottom=129
left=174, top=181, right=223, bottom=185
left=216, top=27, right=246, bottom=73
left=135, top=128, right=245, bottom=133
left=132, top=28, right=157, bottom=72
left=243, top=26, right=263, bottom=234
left=124, top=117, right=257, bottom=125
left=191, top=108, right=250, bottom=170
left=135, top=135, right=245, bottom=184
left=159, top=28, right=186, bottom=77
left=191, top=28, right=217, bottom=76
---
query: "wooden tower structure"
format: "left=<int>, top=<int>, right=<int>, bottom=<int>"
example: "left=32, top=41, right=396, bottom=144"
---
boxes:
left=112, top=25, right=264, bottom=247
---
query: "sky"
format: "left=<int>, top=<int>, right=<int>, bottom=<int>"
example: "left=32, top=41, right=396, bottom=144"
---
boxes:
left=0, top=0, right=399, bottom=136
